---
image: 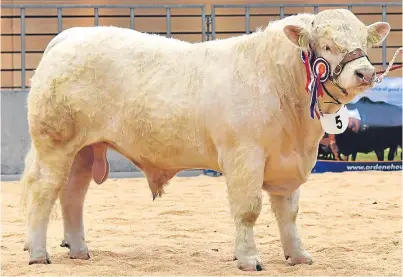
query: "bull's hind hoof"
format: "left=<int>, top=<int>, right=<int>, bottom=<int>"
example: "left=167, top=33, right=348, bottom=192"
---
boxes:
left=61, top=239, right=90, bottom=260
left=29, top=254, right=51, bottom=265
left=69, top=251, right=91, bottom=260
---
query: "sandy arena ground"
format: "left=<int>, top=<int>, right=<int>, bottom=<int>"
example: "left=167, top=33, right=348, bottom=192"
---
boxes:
left=1, top=171, right=402, bottom=276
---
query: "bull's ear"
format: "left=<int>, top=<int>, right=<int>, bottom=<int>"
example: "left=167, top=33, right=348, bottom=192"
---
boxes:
left=367, top=22, right=390, bottom=47
left=283, top=25, right=310, bottom=49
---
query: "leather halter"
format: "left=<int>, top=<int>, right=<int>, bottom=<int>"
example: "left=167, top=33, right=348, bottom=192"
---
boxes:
left=302, top=46, right=371, bottom=110
left=329, top=48, right=371, bottom=92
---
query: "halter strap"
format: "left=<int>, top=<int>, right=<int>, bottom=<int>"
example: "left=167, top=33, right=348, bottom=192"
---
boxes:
left=332, top=48, right=370, bottom=78
left=322, top=83, right=342, bottom=105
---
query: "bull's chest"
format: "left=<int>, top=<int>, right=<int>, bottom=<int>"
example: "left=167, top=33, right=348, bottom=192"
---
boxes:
left=263, top=130, right=322, bottom=195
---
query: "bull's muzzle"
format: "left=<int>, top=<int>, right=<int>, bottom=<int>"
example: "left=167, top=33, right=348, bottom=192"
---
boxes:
left=354, top=67, right=376, bottom=84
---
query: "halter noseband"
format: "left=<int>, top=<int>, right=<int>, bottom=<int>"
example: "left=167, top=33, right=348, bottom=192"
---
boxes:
left=332, top=48, right=370, bottom=79
left=330, top=48, right=371, bottom=94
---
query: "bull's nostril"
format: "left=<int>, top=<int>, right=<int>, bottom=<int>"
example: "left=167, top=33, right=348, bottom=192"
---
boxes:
left=355, top=70, right=364, bottom=79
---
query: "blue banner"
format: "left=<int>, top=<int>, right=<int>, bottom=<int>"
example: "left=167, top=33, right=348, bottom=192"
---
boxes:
left=312, top=161, right=402, bottom=173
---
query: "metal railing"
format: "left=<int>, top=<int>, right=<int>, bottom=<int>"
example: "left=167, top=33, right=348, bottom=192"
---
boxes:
left=1, top=4, right=207, bottom=90
left=1, top=2, right=402, bottom=90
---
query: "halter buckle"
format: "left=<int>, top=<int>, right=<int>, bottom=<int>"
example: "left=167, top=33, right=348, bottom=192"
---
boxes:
left=333, top=64, right=343, bottom=76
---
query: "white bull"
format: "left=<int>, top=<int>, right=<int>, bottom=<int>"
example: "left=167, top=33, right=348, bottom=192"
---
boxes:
left=21, top=9, right=390, bottom=271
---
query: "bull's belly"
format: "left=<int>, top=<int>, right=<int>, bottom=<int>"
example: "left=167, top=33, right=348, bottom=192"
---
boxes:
left=101, top=134, right=217, bottom=171
left=263, top=152, right=317, bottom=195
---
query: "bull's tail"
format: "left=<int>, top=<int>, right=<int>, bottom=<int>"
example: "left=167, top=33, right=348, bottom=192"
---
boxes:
left=19, top=143, right=59, bottom=218
left=20, top=143, right=37, bottom=212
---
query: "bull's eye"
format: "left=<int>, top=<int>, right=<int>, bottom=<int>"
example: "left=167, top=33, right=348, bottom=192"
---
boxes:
left=324, top=46, right=331, bottom=52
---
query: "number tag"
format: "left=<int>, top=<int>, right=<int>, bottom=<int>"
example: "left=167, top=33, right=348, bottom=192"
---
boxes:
left=319, top=105, right=349, bottom=134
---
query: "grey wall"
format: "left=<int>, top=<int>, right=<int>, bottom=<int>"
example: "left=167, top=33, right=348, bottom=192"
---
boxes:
left=1, top=91, right=140, bottom=175
left=1, top=91, right=31, bottom=174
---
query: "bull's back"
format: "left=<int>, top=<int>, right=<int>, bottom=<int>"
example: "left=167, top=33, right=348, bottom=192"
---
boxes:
left=30, top=26, right=193, bottom=121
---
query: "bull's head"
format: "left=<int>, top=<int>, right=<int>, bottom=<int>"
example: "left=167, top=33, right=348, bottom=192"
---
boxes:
left=283, top=9, right=390, bottom=110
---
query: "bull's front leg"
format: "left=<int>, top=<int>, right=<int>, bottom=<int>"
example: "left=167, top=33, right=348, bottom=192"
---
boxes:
left=269, top=188, right=312, bottom=265
left=221, top=144, right=265, bottom=271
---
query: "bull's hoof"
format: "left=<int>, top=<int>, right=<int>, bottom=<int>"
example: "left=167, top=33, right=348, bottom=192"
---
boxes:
left=61, top=239, right=90, bottom=260
left=29, top=254, right=51, bottom=265
left=69, top=251, right=91, bottom=260
left=235, top=255, right=264, bottom=271
left=285, top=251, right=313, bottom=266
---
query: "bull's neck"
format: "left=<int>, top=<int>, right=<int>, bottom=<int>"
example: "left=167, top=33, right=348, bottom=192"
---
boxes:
left=255, top=30, right=311, bottom=112
left=257, top=29, right=326, bottom=148
left=230, top=29, right=328, bottom=146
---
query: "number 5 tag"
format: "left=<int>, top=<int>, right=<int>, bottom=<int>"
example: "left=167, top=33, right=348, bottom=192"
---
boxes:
left=319, top=105, right=349, bottom=134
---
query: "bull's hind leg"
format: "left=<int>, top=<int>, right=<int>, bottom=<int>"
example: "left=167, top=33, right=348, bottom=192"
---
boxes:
left=22, top=146, right=75, bottom=265
left=269, top=188, right=312, bottom=265
left=59, top=145, right=94, bottom=260
left=221, top=144, right=265, bottom=271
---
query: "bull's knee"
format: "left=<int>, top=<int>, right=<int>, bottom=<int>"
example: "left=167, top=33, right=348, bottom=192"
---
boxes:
left=240, top=211, right=260, bottom=226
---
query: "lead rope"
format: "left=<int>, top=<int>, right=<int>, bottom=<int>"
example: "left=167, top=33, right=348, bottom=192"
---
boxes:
left=374, top=47, right=403, bottom=83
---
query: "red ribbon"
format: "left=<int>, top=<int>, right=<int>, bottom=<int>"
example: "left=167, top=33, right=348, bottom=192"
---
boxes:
left=317, top=72, right=324, bottom=98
